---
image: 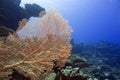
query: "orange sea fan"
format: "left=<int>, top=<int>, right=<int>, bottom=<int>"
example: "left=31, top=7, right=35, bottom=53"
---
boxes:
left=0, top=8, right=72, bottom=80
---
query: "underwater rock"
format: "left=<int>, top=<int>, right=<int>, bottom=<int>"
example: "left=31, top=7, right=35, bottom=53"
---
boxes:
left=0, top=0, right=45, bottom=30
left=70, top=41, right=120, bottom=80
left=0, top=0, right=21, bottom=7
left=61, top=75, right=87, bottom=80
left=45, top=72, right=56, bottom=80
left=8, top=69, right=30, bottom=80
left=0, top=26, right=14, bottom=37
left=24, top=4, right=45, bottom=17
left=61, top=66, right=87, bottom=80
left=66, top=54, right=91, bottom=68
left=59, top=55, right=92, bottom=80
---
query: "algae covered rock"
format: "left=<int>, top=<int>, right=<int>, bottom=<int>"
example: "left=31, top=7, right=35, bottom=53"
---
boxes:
left=66, top=54, right=91, bottom=68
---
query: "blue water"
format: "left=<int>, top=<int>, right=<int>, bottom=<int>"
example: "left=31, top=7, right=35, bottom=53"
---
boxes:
left=58, top=0, right=120, bottom=44
left=21, top=0, right=120, bottom=44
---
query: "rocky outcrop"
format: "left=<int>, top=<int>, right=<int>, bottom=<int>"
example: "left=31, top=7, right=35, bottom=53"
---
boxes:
left=25, top=4, right=45, bottom=17
left=0, top=26, right=14, bottom=37
left=0, top=0, right=45, bottom=31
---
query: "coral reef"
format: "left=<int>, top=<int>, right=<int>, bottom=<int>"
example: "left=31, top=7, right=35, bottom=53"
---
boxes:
left=0, top=8, right=72, bottom=80
left=70, top=41, right=120, bottom=80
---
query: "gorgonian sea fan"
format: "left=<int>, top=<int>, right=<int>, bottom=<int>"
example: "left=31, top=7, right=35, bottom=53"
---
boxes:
left=17, top=8, right=72, bottom=40
left=0, top=8, right=72, bottom=79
